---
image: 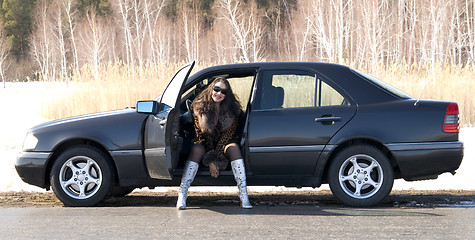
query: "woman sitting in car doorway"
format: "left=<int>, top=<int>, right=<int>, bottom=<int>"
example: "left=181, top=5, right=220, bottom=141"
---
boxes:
left=176, top=77, right=252, bottom=210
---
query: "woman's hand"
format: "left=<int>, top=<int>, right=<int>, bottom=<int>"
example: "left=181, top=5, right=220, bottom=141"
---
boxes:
left=209, top=162, right=220, bottom=178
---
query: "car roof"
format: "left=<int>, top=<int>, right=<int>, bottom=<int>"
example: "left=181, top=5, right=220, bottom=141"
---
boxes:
left=192, top=61, right=346, bottom=72
left=187, top=62, right=348, bottom=85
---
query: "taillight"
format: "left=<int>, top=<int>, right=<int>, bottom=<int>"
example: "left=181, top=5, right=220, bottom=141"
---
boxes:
left=443, top=102, right=459, bottom=133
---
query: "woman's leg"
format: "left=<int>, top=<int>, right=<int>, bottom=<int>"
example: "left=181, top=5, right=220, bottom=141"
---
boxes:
left=224, top=143, right=242, bottom=161
left=189, top=144, right=205, bottom=163
left=226, top=143, right=252, bottom=208
left=177, top=144, right=205, bottom=210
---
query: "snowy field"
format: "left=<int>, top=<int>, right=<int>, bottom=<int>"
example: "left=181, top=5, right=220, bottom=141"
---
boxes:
left=0, top=82, right=473, bottom=193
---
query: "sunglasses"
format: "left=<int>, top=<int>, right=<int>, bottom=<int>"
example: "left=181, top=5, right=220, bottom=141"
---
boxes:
left=212, top=85, right=228, bottom=95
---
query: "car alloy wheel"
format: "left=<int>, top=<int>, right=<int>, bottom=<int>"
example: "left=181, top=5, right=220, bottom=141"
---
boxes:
left=50, top=146, right=114, bottom=207
left=59, top=156, right=103, bottom=200
left=338, top=154, right=383, bottom=199
left=328, top=145, right=394, bottom=207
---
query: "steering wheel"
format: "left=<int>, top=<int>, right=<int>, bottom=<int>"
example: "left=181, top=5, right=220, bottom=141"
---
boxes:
left=186, top=99, right=192, bottom=113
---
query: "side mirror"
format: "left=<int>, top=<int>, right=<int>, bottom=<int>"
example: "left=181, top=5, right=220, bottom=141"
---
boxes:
left=136, top=101, right=159, bottom=115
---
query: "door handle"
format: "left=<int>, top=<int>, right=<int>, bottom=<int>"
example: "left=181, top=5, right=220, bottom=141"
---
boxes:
left=314, top=116, right=342, bottom=122
left=159, top=119, right=167, bottom=126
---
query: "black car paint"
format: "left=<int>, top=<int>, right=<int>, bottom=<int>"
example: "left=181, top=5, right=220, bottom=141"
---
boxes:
left=16, top=109, right=148, bottom=188
left=315, top=99, right=462, bottom=181
left=31, top=109, right=146, bottom=152
left=16, top=62, right=463, bottom=192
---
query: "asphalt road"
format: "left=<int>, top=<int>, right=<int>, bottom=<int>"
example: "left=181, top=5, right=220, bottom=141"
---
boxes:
left=0, top=205, right=474, bottom=239
left=0, top=190, right=474, bottom=239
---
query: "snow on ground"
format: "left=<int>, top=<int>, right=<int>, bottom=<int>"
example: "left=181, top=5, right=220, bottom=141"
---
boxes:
left=0, top=82, right=473, bottom=193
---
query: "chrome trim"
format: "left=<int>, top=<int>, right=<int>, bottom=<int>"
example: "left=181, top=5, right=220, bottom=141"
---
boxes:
left=250, top=145, right=325, bottom=153
left=110, top=150, right=143, bottom=157
left=17, top=152, right=52, bottom=159
left=386, top=142, right=463, bottom=151
left=144, top=148, right=165, bottom=156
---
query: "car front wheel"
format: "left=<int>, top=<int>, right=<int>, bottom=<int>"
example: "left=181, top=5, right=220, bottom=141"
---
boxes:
left=328, top=145, right=394, bottom=207
left=50, top=146, right=114, bottom=207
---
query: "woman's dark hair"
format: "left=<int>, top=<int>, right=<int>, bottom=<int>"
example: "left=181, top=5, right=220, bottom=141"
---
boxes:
left=192, top=77, right=242, bottom=119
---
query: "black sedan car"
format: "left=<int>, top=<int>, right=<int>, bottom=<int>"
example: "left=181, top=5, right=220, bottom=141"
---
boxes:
left=16, top=61, right=464, bottom=207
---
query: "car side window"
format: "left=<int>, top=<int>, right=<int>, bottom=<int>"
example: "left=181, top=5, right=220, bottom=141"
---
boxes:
left=227, top=76, right=254, bottom=109
left=259, top=70, right=347, bottom=109
left=318, top=80, right=346, bottom=107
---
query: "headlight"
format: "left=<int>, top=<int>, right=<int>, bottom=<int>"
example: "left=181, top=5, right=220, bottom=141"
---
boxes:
left=22, top=132, right=38, bottom=151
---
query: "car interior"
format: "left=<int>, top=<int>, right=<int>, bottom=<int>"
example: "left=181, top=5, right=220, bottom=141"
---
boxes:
left=175, top=70, right=257, bottom=172
left=260, top=86, right=285, bottom=109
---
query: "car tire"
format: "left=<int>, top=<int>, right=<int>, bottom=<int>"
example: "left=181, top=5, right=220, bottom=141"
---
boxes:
left=50, top=146, right=115, bottom=207
left=328, top=145, right=394, bottom=207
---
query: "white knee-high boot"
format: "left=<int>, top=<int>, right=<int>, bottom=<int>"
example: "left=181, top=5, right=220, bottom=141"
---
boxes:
left=231, top=159, right=252, bottom=209
left=176, top=160, right=199, bottom=210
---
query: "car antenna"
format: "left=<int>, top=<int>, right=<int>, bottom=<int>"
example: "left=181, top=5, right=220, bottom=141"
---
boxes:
left=414, top=77, right=430, bottom=107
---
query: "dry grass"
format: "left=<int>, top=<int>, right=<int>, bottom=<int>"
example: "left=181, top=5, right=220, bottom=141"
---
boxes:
left=40, top=62, right=474, bottom=126
left=42, top=62, right=188, bottom=119
left=373, top=63, right=475, bottom=126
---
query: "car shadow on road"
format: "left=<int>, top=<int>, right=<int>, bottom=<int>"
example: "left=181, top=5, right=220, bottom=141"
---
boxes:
left=2, top=190, right=473, bottom=212
left=195, top=206, right=443, bottom=217
left=98, top=191, right=474, bottom=217
left=101, top=195, right=443, bottom=217
left=100, top=191, right=339, bottom=208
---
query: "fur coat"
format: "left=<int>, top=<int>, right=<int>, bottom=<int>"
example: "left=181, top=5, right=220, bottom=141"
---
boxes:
left=193, top=111, right=239, bottom=170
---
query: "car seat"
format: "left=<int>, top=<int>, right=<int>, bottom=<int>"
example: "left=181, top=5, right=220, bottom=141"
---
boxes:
left=261, top=85, right=285, bottom=109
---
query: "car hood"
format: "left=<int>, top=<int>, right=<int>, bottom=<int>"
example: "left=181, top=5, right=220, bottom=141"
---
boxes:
left=30, top=108, right=139, bottom=131
left=29, top=108, right=148, bottom=151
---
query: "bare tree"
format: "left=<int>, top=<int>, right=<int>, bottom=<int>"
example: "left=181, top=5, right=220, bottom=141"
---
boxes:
left=306, top=0, right=352, bottom=64
left=427, top=0, right=452, bottom=66
left=22, top=0, right=475, bottom=81
left=299, top=14, right=311, bottom=61
left=405, top=0, right=421, bottom=66
left=80, top=8, right=109, bottom=80
left=31, top=0, right=55, bottom=81
left=0, top=26, right=9, bottom=88
left=219, top=0, right=250, bottom=62
left=63, top=0, right=80, bottom=78
left=263, top=0, right=292, bottom=60
left=464, top=0, right=475, bottom=65
left=218, top=0, right=265, bottom=62
left=178, top=0, right=204, bottom=62
left=143, top=0, right=166, bottom=63
left=132, top=0, right=145, bottom=68
left=249, top=2, right=265, bottom=62
left=155, top=17, right=174, bottom=63
left=55, top=4, right=68, bottom=82
left=117, top=0, right=134, bottom=66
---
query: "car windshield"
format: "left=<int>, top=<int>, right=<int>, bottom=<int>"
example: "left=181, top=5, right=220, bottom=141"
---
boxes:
left=351, top=69, right=412, bottom=99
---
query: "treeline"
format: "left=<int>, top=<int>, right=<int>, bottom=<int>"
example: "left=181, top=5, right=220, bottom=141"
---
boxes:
left=0, top=0, right=474, bottom=82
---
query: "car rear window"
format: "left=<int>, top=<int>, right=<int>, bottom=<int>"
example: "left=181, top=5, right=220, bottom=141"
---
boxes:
left=351, top=69, right=412, bottom=99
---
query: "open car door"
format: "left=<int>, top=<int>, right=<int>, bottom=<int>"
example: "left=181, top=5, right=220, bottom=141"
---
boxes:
left=142, top=61, right=195, bottom=179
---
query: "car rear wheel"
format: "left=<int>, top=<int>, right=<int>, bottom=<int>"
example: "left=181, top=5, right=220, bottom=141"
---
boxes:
left=50, top=146, right=114, bottom=207
left=328, top=145, right=394, bottom=207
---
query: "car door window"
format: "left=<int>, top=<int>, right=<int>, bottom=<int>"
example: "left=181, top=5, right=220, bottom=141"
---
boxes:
left=318, top=80, right=346, bottom=107
left=161, top=63, right=195, bottom=109
left=259, top=70, right=347, bottom=110
left=269, top=73, right=315, bottom=108
left=227, top=76, right=254, bottom=109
